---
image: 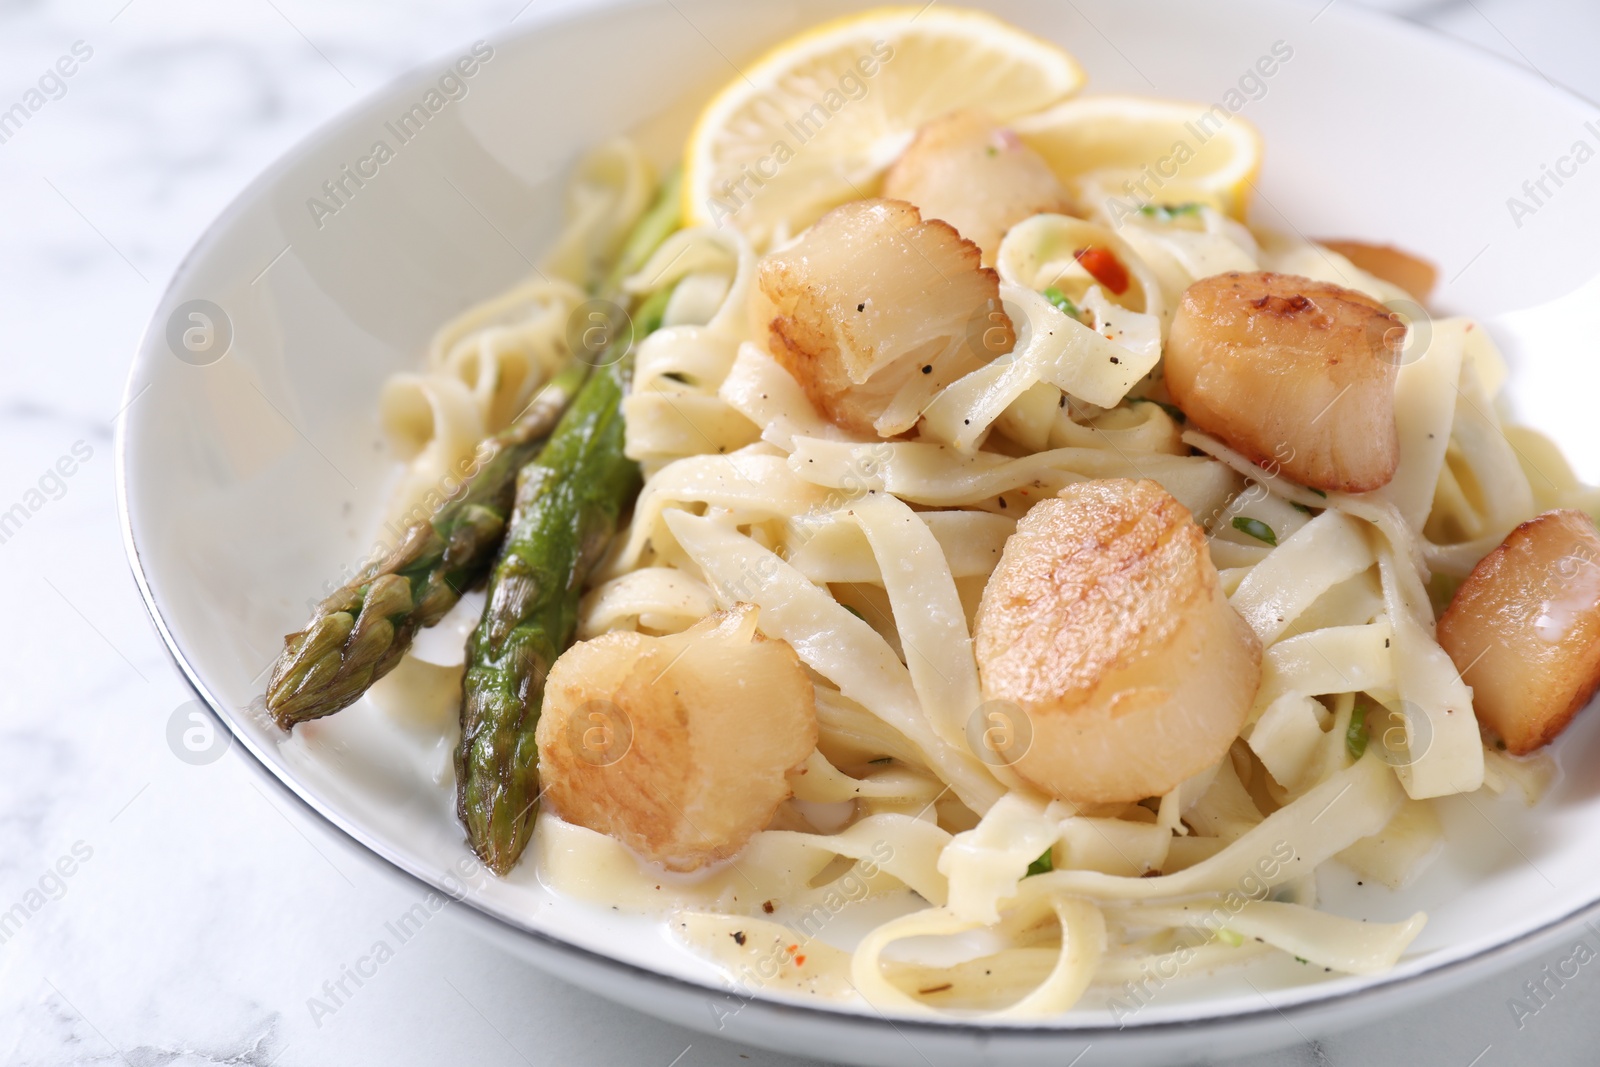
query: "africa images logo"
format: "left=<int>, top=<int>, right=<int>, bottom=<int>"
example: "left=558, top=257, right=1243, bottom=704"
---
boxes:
left=305, top=42, right=495, bottom=230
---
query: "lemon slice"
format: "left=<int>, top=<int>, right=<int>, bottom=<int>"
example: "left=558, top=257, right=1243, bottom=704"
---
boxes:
left=1013, top=95, right=1263, bottom=220
left=683, top=6, right=1086, bottom=249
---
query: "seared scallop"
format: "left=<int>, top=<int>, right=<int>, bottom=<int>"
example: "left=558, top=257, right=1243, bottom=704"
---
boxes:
left=754, top=198, right=1012, bottom=437
left=973, top=478, right=1262, bottom=803
left=883, top=110, right=1070, bottom=266
left=1318, top=240, right=1437, bottom=302
left=1438, top=509, right=1600, bottom=755
left=536, top=605, right=818, bottom=871
left=1164, top=271, right=1403, bottom=493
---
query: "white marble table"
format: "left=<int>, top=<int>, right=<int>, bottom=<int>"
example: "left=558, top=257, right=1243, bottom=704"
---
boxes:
left=3, top=1, right=1597, bottom=1063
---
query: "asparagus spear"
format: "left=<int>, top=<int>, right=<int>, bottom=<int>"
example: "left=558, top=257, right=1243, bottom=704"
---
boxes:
left=603, top=166, right=683, bottom=296
left=264, top=167, right=682, bottom=730
left=265, top=360, right=592, bottom=728
left=455, top=284, right=673, bottom=874
left=455, top=167, right=682, bottom=872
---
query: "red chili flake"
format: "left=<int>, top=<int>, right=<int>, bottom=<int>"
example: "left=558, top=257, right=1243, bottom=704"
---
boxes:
left=794, top=955, right=807, bottom=966
left=786, top=944, right=798, bottom=954
left=1074, top=246, right=1130, bottom=294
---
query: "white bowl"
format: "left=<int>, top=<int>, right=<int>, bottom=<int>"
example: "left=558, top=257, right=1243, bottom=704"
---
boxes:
left=117, top=1, right=1600, bottom=1063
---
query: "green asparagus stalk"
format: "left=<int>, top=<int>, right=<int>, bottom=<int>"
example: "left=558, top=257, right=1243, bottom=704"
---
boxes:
left=603, top=166, right=683, bottom=296
left=456, top=282, right=674, bottom=874
left=265, top=360, right=592, bottom=728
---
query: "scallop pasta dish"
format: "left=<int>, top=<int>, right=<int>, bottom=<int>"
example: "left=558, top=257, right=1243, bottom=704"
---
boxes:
left=262, top=7, right=1600, bottom=1019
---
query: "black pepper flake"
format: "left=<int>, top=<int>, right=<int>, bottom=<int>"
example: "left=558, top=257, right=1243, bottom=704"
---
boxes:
left=922, top=365, right=933, bottom=374
left=963, top=418, right=971, bottom=425
left=762, top=901, right=775, bottom=914
left=732, top=931, right=746, bottom=946
left=857, top=303, right=866, bottom=312
left=998, top=496, right=1007, bottom=509
left=1110, top=356, right=1120, bottom=364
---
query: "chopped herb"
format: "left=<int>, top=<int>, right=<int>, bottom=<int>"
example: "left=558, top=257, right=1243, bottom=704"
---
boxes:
left=1294, top=956, right=1310, bottom=965
left=1310, top=488, right=1327, bottom=499
left=662, top=371, right=692, bottom=385
left=1216, top=928, right=1244, bottom=947
left=1128, top=396, right=1187, bottom=424
left=869, top=756, right=895, bottom=765
left=1346, top=704, right=1369, bottom=761
left=985, top=145, right=999, bottom=158
left=1042, top=286, right=1081, bottom=320
left=1025, top=848, right=1054, bottom=877
left=1232, top=516, right=1277, bottom=546
left=1291, top=501, right=1313, bottom=515
left=1139, top=203, right=1203, bottom=221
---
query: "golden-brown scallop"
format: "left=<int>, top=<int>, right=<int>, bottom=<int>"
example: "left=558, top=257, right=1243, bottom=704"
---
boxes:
left=974, top=478, right=1262, bottom=803
left=754, top=198, right=1012, bottom=437
left=1164, top=271, right=1404, bottom=494
left=536, top=605, right=817, bottom=871
left=1438, top=509, right=1600, bottom=755
left=1318, top=240, right=1438, bottom=302
left=883, top=110, right=1070, bottom=266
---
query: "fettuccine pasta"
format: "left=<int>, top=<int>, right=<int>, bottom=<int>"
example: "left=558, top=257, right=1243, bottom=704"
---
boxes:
left=357, top=16, right=1598, bottom=1023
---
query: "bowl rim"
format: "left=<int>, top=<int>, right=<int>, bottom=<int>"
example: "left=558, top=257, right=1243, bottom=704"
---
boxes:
left=114, top=0, right=1600, bottom=1041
